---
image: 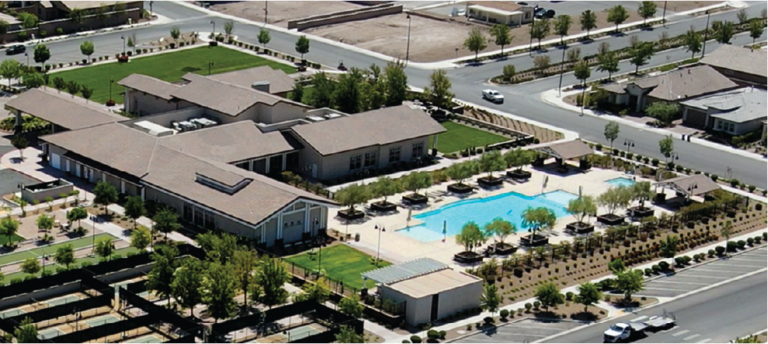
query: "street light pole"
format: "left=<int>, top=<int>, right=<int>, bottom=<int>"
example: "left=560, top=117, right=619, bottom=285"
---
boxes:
left=24, top=52, right=29, bottom=67
left=210, top=20, right=216, bottom=36
left=701, top=11, right=711, bottom=59
left=558, top=47, right=567, bottom=97
left=109, top=78, right=114, bottom=102
left=208, top=60, right=214, bottom=75
left=264, top=1, right=268, bottom=25
left=405, top=14, right=412, bottom=62
left=623, top=139, right=635, bottom=154
left=121, top=36, right=126, bottom=55
left=662, top=1, right=668, bottom=26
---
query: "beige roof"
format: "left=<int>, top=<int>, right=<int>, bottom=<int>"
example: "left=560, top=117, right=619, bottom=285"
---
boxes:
left=172, top=74, right=309, bottom=116
left=656, top=174, right=721, bottom=196
left=602, top=66, right=739, bottom=100
left=5, top=87, right=124, bottom=130
left=59, top=1, right=133, bottom=10
left=291, top=105, right=446, bottom=156
left=207, top=66, right=295, bottom=95
left=535, top=139, right=593, bottom=160
left=42, top=123, right=157, bottom=177
left=700, top=45, right=768, bottom=78
left=467, top=1, right=522, bottom=13
left=159, top=121, right=296, bottom=163
left=143, top=145, right=335, bottom=226
left=118, top=74, right=180, bottom=100
left=386, top=269, right=481, bottom=299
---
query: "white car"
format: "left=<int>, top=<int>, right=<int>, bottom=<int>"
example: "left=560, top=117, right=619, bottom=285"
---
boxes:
left=482, top=89, right=504, bottom=103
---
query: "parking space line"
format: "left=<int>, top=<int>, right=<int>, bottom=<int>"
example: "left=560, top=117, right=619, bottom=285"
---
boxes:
left=676, top=274, right=728, bottom=279
left=697, top=338, right=712, bottom=343
left=649, top=280, right=709, bottom=286
left=729, top=256, right=767, bottom=261
left=711, top=263, right=766, bottom=268
left=684, top=334, right=701, bottom=341
left=643, top=287, right=692, bottom=292
left=686, top=268, right=751, bottom=273
left=506, top=325, right=563, bottom=331
left=672, top=330, right=690, bottom=337
left=630, top=316, right=648, bottom=322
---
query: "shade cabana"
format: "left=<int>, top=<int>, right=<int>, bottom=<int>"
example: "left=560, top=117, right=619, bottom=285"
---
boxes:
left=530, top=140, right=594, bottom=171
left=654, top=174, right=721, bottom=200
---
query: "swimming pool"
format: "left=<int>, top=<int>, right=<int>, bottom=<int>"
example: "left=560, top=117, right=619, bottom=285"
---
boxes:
left=398, top=190, right=579, bottom=242
left=606, top=177, right=636, bottom=188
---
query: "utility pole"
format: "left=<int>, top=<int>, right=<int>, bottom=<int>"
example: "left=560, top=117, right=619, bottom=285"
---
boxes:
left=662, top=1, right=668, bottom=26
left=701, top=11, right=711, bottom=59
left=263, top=1, right=268, bottom=25
left=558, top=47, right=567, bottom=97
left=405, top=14, right=412, bottom=62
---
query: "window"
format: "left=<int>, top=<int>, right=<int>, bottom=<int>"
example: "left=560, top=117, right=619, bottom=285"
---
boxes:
left=364, top=152, right=377, bottom=167
left=349, top=155, right=362, bottom=171
left=183, top=203, right=193, bottom=222
left=204, top=210, right=215, bottom=230
left=389, top=147, right=401, bottom=163
left=728, top=123, right=735, bottom=133
left=194, top=206, right=204, bottom=226
left=412, top=142, right=424, bottom=157
left=717, top=120, right=723, bottom=130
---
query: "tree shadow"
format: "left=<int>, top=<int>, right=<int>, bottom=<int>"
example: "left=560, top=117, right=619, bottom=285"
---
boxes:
left=181, top=66, right=201, bottom=72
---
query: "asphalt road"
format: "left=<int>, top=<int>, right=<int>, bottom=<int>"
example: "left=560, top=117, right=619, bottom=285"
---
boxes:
left=544, top=270, right=768, bottom=343
left=457, top=319, right=584, bottom=343
left=1, top=2, right=765, bottom=187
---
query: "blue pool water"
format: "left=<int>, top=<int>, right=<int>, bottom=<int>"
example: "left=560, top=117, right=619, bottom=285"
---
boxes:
left=606, top=177, right=636, bottom=188
left=398, top=190, right=579, bottom=242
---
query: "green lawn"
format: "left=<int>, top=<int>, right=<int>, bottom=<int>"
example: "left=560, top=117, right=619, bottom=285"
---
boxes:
left=0, top=234, right=24, bottom=246
left=285, top=244, right=390, bottom=290
left=0, top=233, right=115, bottom=266
left=1, top=246, right=137, bottom=282
left=429, top=121, right=509, bottom=154
left=51, top=46, right=297, bottom=104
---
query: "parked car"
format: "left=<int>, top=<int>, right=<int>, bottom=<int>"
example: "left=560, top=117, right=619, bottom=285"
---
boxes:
left=5, top=45, right=25, bottom=55
left=535, top=8, right=555, bottom=19
left=482, top=89, right=504, bottom=103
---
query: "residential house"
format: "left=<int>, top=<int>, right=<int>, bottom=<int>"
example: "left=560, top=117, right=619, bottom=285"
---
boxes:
left=700, top=45, right=767, bottom=88
left=289, top=105, right=446, bottom=181
left=599, top=65, right=739, bottom=112
left=465, top=1, right=534, bottom=26
left=680, top=87, right=767, bottom=136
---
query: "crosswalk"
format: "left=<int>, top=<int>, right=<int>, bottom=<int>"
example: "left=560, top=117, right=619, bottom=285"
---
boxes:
left=666, top=328, right=712, bottom=343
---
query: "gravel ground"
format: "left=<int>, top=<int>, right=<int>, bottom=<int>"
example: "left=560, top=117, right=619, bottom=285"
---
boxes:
left=209, top=1, right=363, bottom=28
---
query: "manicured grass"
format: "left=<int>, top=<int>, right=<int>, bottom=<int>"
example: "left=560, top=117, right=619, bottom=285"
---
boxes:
left=285, top=244, right=390, bottom=290
left=51, top=46, right=297, bottom=104
left=0, top=234, right=24, bottom=246
left=429, top=121, right=509, bottom=154
left=0, top=233, right=115, bottom=266
left=1, top=246, right=137, bottom=282
left=74, top=247, right=139, bottom=266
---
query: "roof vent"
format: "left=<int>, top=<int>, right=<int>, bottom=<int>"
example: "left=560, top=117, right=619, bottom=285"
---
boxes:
left=251, top=81, right=270, bottom=93
left=195, top=173, right=252, bottom=195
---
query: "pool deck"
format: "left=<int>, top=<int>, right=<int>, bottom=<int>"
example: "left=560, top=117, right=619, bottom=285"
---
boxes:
left=331, top=165, right=676, bottom=270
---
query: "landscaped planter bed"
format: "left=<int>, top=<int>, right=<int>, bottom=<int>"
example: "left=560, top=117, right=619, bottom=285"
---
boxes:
left=447, top=183, right=474, bottom=194
left=597, top=214, right=625, bottom=226
left=519, top=234, right=549, bottom=247
left=629, top=207, right=654, bottom=218
left=370, top=201, right=397, bottom=213
left=507, top=169, right=531, bottom=180
left=453, top=251, right=484, bottom=264
left=402, top=193, right=428, bottom=205
left=566, top=222, right=595, bottom=234
left=477, top=176, right=504, bottom=188
left=337, top=209, right=365, bottom=220
left=491, top=243, right=517, bottom=255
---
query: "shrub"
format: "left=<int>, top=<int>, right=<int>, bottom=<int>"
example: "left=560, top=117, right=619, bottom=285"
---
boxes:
left=500, top=309, right=509, bottom=319
left=410, top=336, right=422, bottom=343
left=747, top=237, right=754, bottom=246
left=41, top=269, right=53, bottom=277
left=737, top=240, right=746, bottom=250
left=651, top=264, right=660, bottom=273
left=715, top=246, right=726, bottom=255
left=566, top=291, right=574, bottom=301
left=727, top=241, right=738, bottom=252
left=403, top=341, right=411, bottom=343
left=707, top=249, right=715, bottom=257
left=427, top=330, right=439, bottom=340
left=439, top=331, right=446, bottom=340
left=10, top=278, right=22, bottom=285
left=484, top=316, right=494, bottom=324
left=80, top=261, right=93, bottom=268
left=651, top=158, right=659, bottom=166
left=533, top=301, right=541, bottom=310
left=595, top=143, right=603, bottom=151
left=754, top=236, right=762, bottom=244
left=644, top=268, right=652, bottom=276
left=56, top=267, right=67, bottom=273
left=730, top=179, right=740, bottom=187
left=525, top=303, right=532, bottom=312
left=23, top=275, right=36, bottom=281
left=658, top=261, right=670, bottom=271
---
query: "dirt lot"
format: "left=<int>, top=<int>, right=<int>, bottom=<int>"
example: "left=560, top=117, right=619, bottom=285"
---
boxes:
left=304, top=2, right=716, bottom=62
left=209, top=1, right=363, bottom=28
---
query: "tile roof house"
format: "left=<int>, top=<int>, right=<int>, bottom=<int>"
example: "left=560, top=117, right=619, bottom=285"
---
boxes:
left=680, top=87, right=767, bottom=136
left=700, top=45, right=767, bottom=88
left=598, top=65, right=740, bottom=113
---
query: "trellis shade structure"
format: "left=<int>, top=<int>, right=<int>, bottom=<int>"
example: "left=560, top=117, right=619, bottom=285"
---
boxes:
left=362, top=258, right=448, bottom=285
left=531, top=140, right=594, bottom=160
left=654, top=174, right=721, bottom=197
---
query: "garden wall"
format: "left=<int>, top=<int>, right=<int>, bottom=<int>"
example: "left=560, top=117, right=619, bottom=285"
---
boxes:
left=1, top=9, right=141, bottom=44
left=288, top=3, right=403, bottom=31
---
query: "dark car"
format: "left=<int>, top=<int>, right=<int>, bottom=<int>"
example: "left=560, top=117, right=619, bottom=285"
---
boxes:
left=5, top=45, right=25, bottom=55
left=534, top=8, right=555, bottom=19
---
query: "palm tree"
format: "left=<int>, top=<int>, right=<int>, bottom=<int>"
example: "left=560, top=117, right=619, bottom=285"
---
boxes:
left=479, top=283, right=501, bottom=318
left=721, top=221, right=733, bottom=256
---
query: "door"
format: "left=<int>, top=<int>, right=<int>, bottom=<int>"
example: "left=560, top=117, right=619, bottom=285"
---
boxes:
left=75, top=163, right=81, bottom=177
left=50, top=153, right=61, bottom=170
left=65, top=159, right=70, bottom=172
left=430, top=294, right=439, bottom=322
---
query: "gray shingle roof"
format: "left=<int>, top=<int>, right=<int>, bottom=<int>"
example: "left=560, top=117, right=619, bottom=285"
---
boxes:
left=6, top=87, right=124, bottom=130
left=290, top=105, right=447, bottom=156
left=117, top=74, right=180, bottom=100
left=655, top=174, right=720, bottom=196
left=362, top=258, right=448, bottom=285
left=535, top=139, right=593, bottom=160
left=207, top=66, right=295, bottom=95
left=700, top=45, right=768, bottom=78
left=601, top=66, right=739, bottom=101
left=159, top=121, right=296, bottom=163
left=682, top=88, right=767, bottom=123
left=173, top=73, right=310, bottom=116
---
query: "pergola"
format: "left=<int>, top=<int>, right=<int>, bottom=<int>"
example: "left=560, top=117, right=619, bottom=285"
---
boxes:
left=531, top=140, right=594, bottom=161
left=654, top=174, right=721, bottom=200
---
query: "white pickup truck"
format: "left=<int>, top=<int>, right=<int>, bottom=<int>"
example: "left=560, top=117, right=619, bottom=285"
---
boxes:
left=482, top=89, right=504, bottom=103
left=604, top=311, right=676, bottom=342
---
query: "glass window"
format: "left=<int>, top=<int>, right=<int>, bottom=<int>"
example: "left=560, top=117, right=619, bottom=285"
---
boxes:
left=412, top=142, right=424, bottom=157
left=183, top=203, right=193, bottom=222
left=194, top=206, right=204, bottom=226
left=389, top=147, right=401, bottom=163
left=717, top=121, right=723, bottom=129
left=364, top=152, right=377, bottom=167
left=204, top=210, right=215, bottom=230
left=349, top=155, right=362, bottom=171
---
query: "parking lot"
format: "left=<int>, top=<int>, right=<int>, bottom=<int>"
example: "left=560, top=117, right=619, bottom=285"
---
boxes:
left=456, top=319, right=584, bottom=343
left=613, top=247, right=767, bottom=298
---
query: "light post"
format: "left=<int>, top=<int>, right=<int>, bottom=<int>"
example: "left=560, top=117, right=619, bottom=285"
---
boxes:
left=623, top=139, right=635, bottom=154
left=687, top=183, right=698, bottom=201
left=24, top=52, right=29, bottom=67
left=208, top=60, right=214, bottom=75
left=109, top=78, right=114, bottom=103
left=701, top=11, right=711, bottom=59
left=263, top=1, right=268, bottom=25
left=150, top=1, right=153, bottom=16
left=662, top=1, right=668, bottom=26
left=405, top=14, right=412, bottom=62
left=580, top=85, right=587, bottom=116
left=121, top=35, right=126, bottom=55
left=210, top=20, right=216, bottom=36
left=557, top=46, right=567, bottom=96
left=455, top=47, right=459, bottom=59
left=375, top=224, right=382, bottom=267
